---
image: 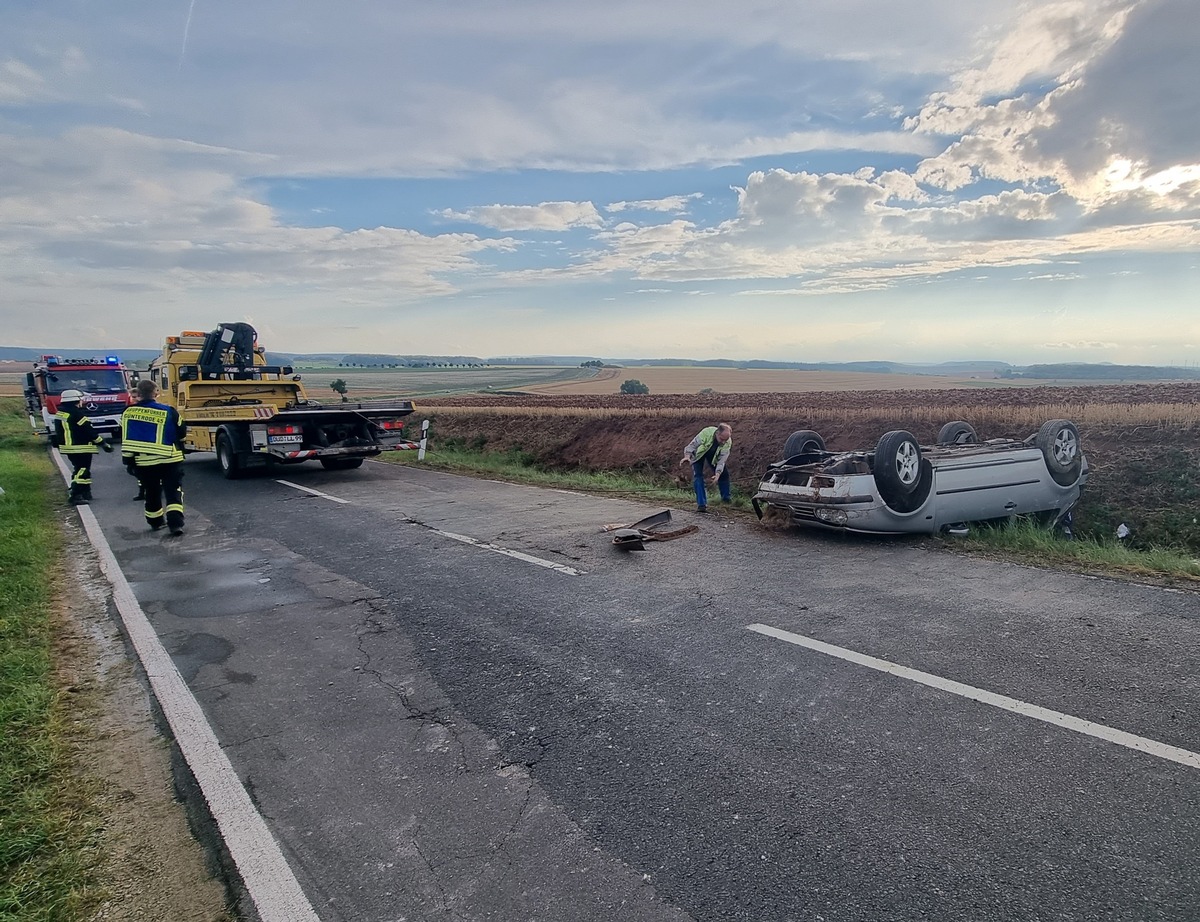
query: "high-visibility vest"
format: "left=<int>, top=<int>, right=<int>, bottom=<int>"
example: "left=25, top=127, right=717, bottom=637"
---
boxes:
left=688, top=426, right=732, bottom=472
left=121, top=402, right=184, bottom=464
left=55, top=408, right=102, bottom=454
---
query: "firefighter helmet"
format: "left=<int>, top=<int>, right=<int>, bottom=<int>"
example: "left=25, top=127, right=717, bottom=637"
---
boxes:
left=59, top=389, right=84, bottom=402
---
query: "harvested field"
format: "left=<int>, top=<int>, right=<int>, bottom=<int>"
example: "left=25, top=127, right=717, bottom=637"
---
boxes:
left=518, top=365, right=1030, bottom=395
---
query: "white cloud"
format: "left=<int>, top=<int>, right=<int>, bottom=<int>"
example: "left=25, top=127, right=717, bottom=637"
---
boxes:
left=438, top=201, right=604, bottom=231
left=607, top=194, right=702, bottom=214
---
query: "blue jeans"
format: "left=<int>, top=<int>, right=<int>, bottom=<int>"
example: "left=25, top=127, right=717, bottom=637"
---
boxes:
left=692, top=460, right=730, bottom=508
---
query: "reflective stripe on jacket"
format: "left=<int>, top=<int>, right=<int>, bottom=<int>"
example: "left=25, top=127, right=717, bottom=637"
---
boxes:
left=55, top=408, right=103, bottom=454
left=683, top=426, right=731, bottom=475
left=121, top=401, right=185, bottom=464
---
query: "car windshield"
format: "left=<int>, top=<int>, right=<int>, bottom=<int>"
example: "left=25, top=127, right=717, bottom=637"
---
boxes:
left=45, top=369, right=129, bottom=394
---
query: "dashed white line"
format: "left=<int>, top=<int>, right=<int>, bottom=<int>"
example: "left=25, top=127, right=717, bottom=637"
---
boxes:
left=433, top=528, right=583, bottom=576
left=274, top=478, right=581, bottom=575
left=748, top=622, right=1200, bottom=771
left=275, top=479, right=351, bottom=504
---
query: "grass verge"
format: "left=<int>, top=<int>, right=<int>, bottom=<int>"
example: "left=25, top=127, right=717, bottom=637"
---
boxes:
left=390, top=448, right=1200, bottom=586
left=950, top=518, right=1200, bottom=584
left=0, top=399, right=98, bottom=921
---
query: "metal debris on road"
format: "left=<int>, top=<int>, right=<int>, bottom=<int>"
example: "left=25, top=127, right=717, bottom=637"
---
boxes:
left=603, top=510, right=700, bottom=551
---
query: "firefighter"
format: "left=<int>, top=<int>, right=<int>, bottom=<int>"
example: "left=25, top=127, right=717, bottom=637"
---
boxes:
left=55, top=389, right=113, bottom=504
left=121, top=379, right=187, bottom=535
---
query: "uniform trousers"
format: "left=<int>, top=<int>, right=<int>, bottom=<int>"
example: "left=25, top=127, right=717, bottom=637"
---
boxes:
left=137, top=461, right=185, bottom=530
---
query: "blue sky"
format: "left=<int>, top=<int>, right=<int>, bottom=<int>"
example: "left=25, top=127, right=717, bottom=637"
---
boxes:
left=1, top=0, right=1198, bottom=363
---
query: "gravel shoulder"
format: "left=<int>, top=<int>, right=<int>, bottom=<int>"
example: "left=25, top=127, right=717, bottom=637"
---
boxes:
left=55, top=522, right=233, bottom=922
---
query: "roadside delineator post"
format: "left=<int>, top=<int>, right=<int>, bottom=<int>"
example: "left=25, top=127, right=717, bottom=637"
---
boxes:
left=418, top=419, right=429, bottom=460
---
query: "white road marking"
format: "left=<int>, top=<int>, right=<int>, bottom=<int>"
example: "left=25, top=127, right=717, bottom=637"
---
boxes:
left=52, top=452, right=322, bottom=921
left=277, top=477, right=581, bottom=575
left=748, top=622, right=1200, bottom=771
left=275, top=479, right=351, bottom=504
left=434, top=528, right=583, bottom=576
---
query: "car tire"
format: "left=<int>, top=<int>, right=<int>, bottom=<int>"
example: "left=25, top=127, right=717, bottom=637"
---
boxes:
left=783, top=429, right=826, bottom=459
left=1036, top=419, right=1082, bottom=486
left=937, top=421, right=978, bottom=445
left=216, top=432, right=243, bottom=480
left=874, top=429, right=930, bottom=510
left=320, top=457, right=364, bottom=471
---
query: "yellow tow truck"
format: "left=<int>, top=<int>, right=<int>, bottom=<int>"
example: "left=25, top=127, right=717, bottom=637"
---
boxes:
left=143, top=322, right=425, bottom=478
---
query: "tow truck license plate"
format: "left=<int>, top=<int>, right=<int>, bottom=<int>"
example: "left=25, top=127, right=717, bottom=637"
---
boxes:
left=268, top=435, right=303, bottom=444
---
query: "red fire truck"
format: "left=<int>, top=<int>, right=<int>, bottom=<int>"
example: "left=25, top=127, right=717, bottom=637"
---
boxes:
left=25, top=354, right=134, bottom=441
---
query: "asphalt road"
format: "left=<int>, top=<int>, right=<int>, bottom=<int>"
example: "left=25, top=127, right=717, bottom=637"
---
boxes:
left=80, top=451, right=1200, bottom=922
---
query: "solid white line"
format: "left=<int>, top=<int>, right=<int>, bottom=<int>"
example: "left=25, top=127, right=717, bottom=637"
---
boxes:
left=275, top=479, right=351, bottom=504
left=434, top=528, right=583, bottom=576
left=54, top=453, right=321, bottom=921
left=747, top=622, right=1200, bottom=771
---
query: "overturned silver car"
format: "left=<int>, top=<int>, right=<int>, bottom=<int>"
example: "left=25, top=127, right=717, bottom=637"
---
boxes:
left=752, top=419, right=1087, bottom=536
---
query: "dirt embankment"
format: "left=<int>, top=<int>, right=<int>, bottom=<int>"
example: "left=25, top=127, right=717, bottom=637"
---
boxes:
left=415, top=383, right=1200, bottom=553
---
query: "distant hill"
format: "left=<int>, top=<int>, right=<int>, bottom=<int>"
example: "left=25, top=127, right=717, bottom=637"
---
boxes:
left=2, top=345, right=1196, bottom=381
left=1008, top=363, right=1200, bottom=381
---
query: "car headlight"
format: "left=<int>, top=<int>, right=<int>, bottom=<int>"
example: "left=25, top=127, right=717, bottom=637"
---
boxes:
left=814, top=507, right=848, bottom=526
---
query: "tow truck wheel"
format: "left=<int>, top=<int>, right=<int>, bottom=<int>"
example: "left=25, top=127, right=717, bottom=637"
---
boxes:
left=216, top=433, right=243, bottom=480
left=320, top=458, right=364, bottom=471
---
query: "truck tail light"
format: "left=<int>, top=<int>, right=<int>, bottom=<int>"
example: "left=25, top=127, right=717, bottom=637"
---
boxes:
left=376, top=419, right=406, bottom=430
left=267, top=424, right=301, bottom=436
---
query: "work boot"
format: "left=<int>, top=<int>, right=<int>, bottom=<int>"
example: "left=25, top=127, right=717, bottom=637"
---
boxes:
left=696, top=505, right=710, bottom=514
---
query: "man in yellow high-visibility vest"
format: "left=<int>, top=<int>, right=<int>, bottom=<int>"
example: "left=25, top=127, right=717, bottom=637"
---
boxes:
left=679, top=423, right=733, bottom=513
left=121, top=379, right=187, bottom=535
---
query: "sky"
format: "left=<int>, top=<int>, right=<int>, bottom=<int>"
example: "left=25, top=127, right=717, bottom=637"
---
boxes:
left=1, top=0, right=1198, bottom=365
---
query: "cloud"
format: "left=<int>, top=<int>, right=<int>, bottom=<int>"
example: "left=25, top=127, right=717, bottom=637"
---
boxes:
left=909, top=0, right=1200, bottom=214
left=0, top=127, right=517, bottom=344
left=607, top=194, right=702, bottom=214
left=437, top=201, right=604, bottom=231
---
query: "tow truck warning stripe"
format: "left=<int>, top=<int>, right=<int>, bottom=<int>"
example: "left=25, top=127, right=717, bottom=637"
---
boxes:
left=748, top=622, right=1200, bottom=771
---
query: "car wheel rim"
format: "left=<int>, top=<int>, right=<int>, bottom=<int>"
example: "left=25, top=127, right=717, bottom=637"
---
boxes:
left=1053, top=430, right=1077, bottom=465
left=896, top=442, right=919, bottom=484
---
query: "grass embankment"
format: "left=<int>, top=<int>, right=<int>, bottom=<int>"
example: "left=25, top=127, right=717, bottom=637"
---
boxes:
left=391, top=445, right=1200, bottom=586
left=0, top=399, right=98, bottom=920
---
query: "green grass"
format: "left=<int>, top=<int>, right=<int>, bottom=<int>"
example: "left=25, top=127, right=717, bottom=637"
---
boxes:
left=0, top=399, right=97, bottom=921
left=390, top=446, right=1200, bottom=585
left=950, top=517, right=1200, bottom=583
